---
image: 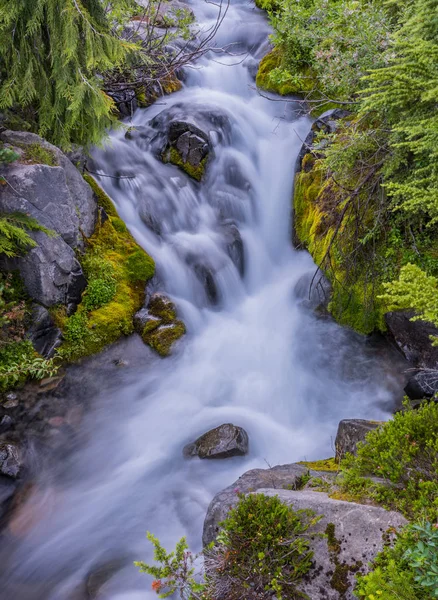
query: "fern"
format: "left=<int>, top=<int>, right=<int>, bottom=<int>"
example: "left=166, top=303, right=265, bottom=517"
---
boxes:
left=0, top=212, right=55, bottom=257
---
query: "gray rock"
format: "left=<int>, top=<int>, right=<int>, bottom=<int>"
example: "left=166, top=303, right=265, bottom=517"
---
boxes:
left=223, top=222, right=244, bottom=276
left=26, top=304, right=62, bottom=358
left=0, top=416, right=14, bottom=434
left=184, top=423, right=248, bottom=460
left=0, top=442, right=23, bottom=479
left=385, top=310, right=438, bottom=368
left=253, top=489, right=406, bottom=600
left=335, top=419, right=382, bottom=462
left=1, top=231, right=86, bottom=307
left=203, top=463, right=320, bottom=546
left=0, top=131, right=96, bottom=309
left=193, top=264, right=219, bottom=305
left=404, top=369, right=438, bottom=400
left=0, top=130, right=96, bottom=244
left=294, top=271, right=331, bottom=311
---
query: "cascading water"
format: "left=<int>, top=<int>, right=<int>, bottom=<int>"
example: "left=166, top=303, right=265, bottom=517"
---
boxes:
left=0, top=1, right=406, bottom=598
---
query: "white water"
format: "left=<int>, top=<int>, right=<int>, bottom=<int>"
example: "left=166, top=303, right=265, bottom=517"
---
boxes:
left=0, top=1, right=404, bottom=598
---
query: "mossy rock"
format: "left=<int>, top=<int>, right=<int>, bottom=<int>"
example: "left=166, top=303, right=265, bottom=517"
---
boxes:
left=83, top=174, right=118, bottom=217
left=57, top=180, right=155, bottom=362
left=293, top=152, right=387, bottom=334
left=298, top=457, right=339, bottom=472
left=256, top=48, right=317, bottom=96
left=142, top=320, right=186, bottom=357
left=163, top=146, right=207, bottom=182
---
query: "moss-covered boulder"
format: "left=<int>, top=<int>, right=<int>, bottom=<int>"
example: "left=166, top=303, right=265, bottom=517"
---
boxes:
left=53, top=177, right=155, bottom=362
left=134, top=293, right=185, bottom=357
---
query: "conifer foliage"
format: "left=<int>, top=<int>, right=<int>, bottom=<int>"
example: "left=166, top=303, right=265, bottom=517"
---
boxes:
left=362, top=0, right=438, bottom=222
left=0, top=0, right=133, bottom=149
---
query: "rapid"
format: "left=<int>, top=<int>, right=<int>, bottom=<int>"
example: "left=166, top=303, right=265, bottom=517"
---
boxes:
left=0, top=1, right=405, bottom=598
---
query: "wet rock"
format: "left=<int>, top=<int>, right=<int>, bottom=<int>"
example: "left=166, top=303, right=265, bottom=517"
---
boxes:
left=294, top=271, right=331, bottom=311
left=223, top=222, right=245, bottom=276
left=3, top=393, right=18, bottom=409
left=37, top=373, right=65, bottom=394
left=0, top=442, right=24, bottom=479
left=335, top=419, right=382, bottom=462
left=194, top=264, right=219, bottom=305
left=183, top=423, right=249, bottom=460
left=296, top=109, right=351, bottom=169
left=26, top=304, right=62, bottom=358
left=135, top=293, right=186, bottom=356
left=0, top=416, right=14, bottom=434
left=86, top=557, right=131, bottom=599
left=385, top=311, right=438, bottom=368
left=404, top=369, right=438, bottom=400
left=149, top=103, right=231, bottom=180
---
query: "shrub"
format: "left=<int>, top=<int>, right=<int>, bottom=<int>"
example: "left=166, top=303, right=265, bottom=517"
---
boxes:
left=354, top=521, right=438, bottom=599
left=340, top=402, right=438, bottom=520
left=138, top=494, right=319, bottom=600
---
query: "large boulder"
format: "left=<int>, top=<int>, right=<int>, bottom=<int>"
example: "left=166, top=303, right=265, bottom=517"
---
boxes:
left=385, top=310, right=438, bottom=368
left=248, top=490, right=406, bottom=600
left=335, top=419, right=382, bottom=462
left=203, top=463, right=334, bottom=546
left=0, top=131, right=97, bottom=308
left=184, top=423, right=249, bottom=460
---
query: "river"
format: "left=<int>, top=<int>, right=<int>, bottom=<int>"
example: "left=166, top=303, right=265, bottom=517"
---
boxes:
left=0, top=1, right=406, bottom=598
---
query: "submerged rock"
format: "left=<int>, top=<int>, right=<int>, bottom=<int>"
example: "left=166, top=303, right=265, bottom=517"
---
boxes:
left=335, top=419, right=382, bottom=462
left=183, top=423, right=249, bottom=460
left=134, top=293, right=185, bottom=356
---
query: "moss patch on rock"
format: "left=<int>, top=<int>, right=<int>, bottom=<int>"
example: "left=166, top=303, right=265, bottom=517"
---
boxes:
left=56, top=179, right=155, bottom=362
left=83, top=173, right=118, bottom=217
left=22, top=143, right=58, bottom=166
left=142, top=320, right=186, bottom=357
left=293, top=152, right=387, bottom=334
left=164, top=146, right=206, bottom=182
left=298, top=457, right=340, bottom=472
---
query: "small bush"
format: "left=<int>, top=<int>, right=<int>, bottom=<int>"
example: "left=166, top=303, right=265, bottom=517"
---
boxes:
left=207, top=493, right=316, bottom=599
left=138, top=494, right=319, bottom=600
left=354, top=521, right=438, bottom=599
left=340, top=402, right=438, bottom=520
left=0, top=146, right=19, bottom=166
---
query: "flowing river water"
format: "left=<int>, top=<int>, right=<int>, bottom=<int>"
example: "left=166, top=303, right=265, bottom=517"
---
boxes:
left=0, top=1, right=407, bottom=598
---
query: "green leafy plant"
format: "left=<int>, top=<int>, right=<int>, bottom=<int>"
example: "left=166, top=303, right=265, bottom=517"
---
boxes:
left=138, top=494, right=318, bottom=600
left=0, top=146, right=19, bottom=166
left=404, top=522, right=438, bottom=597
left=354, top=521, right=438, bottom=599
left=340, top=402, right=438, bottom=520
left=135, top=533, right=207, bottom=599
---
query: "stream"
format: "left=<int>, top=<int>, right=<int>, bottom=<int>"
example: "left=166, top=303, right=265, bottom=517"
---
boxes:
left=0, top=1, right=407, bottom=598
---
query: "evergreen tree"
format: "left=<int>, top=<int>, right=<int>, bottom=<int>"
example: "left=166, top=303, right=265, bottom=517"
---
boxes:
left=362, top=0, right=438, bottom=222
left=0, top=0, right=134, bottom=149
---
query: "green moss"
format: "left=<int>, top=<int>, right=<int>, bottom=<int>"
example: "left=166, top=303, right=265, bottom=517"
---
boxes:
left=22, top=143, right=58, bottom=166
left=126, top=248, right=155, bottom=282
left=165, top=146, right=206, bottom=182
left=142, top=320, right=186, bottom=357
left=293, top=153, right=387, bottom=334
left=57, top=190, right=156, bottom=362
left=83, top=173, right=118, bottom=217
left=147, top=295, right=177, bottom=323
left=298, top=457, right=340, bottom=472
